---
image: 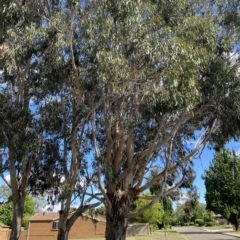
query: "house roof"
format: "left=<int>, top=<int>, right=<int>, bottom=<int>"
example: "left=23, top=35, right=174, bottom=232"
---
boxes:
left=29, top=212, right=106, bottom=223
left=30, top=212, right=59, bottom=221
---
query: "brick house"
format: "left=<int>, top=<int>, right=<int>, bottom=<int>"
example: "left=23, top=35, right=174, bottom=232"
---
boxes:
left=27, top=212, right=106, bottom=240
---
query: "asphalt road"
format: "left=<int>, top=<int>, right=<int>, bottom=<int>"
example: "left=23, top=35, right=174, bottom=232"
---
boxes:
left=173, top=227, right=240, bottom=240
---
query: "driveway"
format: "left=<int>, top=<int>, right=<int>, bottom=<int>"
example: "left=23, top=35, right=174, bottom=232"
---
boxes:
left=173, top=227, right=240, bottom=240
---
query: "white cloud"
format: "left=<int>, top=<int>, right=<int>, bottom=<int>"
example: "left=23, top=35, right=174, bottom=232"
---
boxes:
left=177, top=193, right=188, bottom=204
left=41, top=202, right=61, bottom=213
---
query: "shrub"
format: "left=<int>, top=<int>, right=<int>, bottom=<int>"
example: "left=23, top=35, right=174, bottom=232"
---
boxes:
left=171, top=222, right=178, bottom=226
left=22, top=215, right=31, bottom=229
left=195, top=219, right=204, bottom=226
left=189, top=222, right=194, bottom=226
left=205, top=222, right=215, bottom=227
left=150, top=223, right=158, bottom=232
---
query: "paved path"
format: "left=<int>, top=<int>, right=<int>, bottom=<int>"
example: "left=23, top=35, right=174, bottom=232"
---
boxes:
left=173, top=227, right=240, bottom=240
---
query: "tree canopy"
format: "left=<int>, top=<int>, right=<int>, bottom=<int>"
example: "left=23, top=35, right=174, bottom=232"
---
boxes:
left=0, top=0, right=240, bottom=240
left=203, top=149, right=240, bottom=230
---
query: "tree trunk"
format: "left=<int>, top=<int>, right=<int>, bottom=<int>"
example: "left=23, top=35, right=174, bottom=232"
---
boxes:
left=230, top=215, right=239, bottom=231
left=57, top=227, right=69, bottom=240
left=105, top=212, right=128, bottom=240
left=105, top=192, right=131, bottom=240
left=233, top=221, right=239, bottom=231
left=57, top=211, right=69, bottom=240
left=9, top=199, right=24, bottom=240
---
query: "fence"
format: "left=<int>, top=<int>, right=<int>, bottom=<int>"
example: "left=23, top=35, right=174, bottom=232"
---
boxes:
left=127, top=223, right=150, bottom=236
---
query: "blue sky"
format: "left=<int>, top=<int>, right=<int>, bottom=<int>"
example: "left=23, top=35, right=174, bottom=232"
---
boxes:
left=193, top=140, right=240, bottom=204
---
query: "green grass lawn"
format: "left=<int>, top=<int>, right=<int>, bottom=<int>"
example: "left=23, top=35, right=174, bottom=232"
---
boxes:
left=70, top=230, right=186, bottom=240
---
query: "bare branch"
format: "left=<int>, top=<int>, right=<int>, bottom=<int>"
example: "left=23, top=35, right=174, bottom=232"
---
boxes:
left=91, top=110, right=112, bottom=214
left=139, top=119, right=217, bottom=192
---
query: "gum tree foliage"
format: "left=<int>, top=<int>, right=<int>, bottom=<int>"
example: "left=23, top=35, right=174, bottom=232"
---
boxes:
left=0, top=1, right=97, bottom=240
left=86, top=1, right=240, bottom=240
left=0, top=1, right=59, bottom=239
left=30, top=1, right=102, bottom=240
left=203, top=149, right=240, bottom=230
left=1, top=3, right=101, bottom=240
left=1, top=1, right=240, bottom=240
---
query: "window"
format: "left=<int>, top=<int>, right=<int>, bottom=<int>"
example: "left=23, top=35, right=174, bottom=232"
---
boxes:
left=52, top=221, right=59, bottom=230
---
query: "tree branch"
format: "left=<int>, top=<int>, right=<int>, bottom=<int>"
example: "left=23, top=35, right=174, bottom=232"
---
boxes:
left=139, top=119, right=217, bottom=192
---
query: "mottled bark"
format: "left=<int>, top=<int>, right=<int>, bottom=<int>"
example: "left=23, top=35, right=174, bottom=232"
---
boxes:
left=57, top=226, right=69, bottom=240
left=105, top=211, right=128, bottom=240
left=57, top=210, right=69, bottom=240
left=9, top=197, right=24, bottom=240
left=57, top=203, right=101, bottom=240
left=105, top=192, right=132, bottom=240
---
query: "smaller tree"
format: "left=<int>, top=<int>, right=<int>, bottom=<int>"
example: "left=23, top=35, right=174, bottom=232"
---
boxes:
left=203, top=149, right=240, bottom=230
left=95, top=206, right=106, bottom=215
left=172, top=204, right=186, bottom=226
left=0, top=200, right=12, bottom=226
left=130, top=194, right=163, bottom=231
left=182, top=187, right=199, bottom=225
left=0, top=194, right=35, bottom=228
left=192, top=203, right=214, bottom=223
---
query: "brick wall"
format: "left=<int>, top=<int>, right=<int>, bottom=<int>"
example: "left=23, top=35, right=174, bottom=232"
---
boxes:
left=0, top=228, right=29, bottom=240
left=28, top=221, right=57, bottom=240
left=19, top=230, right=28, bottom=240
left=28, top=217, right=106, bottom=240
left=68, top=216, right=106, bottom=239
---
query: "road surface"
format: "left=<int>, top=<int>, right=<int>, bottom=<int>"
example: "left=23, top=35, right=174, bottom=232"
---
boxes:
left=173, top=227, right=240, bottom=240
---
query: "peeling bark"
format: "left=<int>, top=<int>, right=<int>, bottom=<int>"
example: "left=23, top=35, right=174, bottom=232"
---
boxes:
left=105, top=193, right=131, bottom=240
left=9, top=193, right=25, bottom=240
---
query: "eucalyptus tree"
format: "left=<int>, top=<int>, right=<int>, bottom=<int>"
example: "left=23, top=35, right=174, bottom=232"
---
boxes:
left=0, top=1, right=59, bottom=239
left=30, top=1, right=103, bottom=240
left=81, top=1, right=240, bottom=240
left=182, top=187, right=199, bottom=225
left=1, top=1, right=102, bottom=239
left=1, top=1, right=240, bottom=240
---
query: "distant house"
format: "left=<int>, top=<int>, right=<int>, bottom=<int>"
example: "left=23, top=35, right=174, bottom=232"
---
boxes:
left=27, top=212, right=106, bottom=240
left=213, top=214, right=228, bottom=225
